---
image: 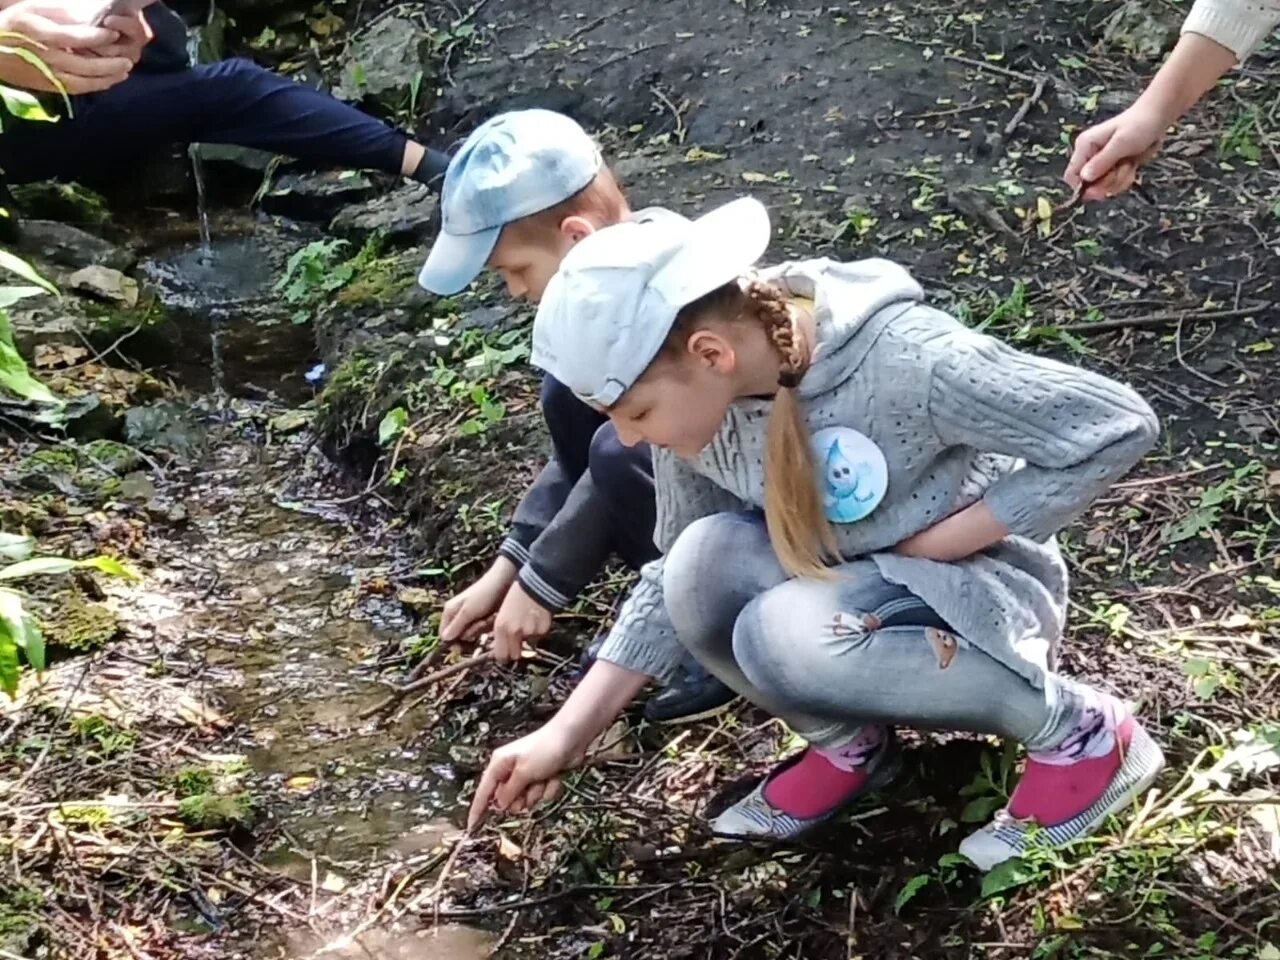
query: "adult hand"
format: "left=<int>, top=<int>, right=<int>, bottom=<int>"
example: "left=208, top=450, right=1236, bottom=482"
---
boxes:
left=439, top=556, right=519, bottom=645
left=0, top=1, right=134, bottom=94
left=95, top=10, right=152, bottom=64
left=1064, top=101, right=1168, bottom=202
left=490, top=580, right=553, bottom=663
left=467, top=721, right=583, bottom=830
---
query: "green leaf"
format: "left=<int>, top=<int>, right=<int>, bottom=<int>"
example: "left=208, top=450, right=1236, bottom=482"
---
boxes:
left=0, top=625, right=19, bottom=698
left=20, top=618, right=44, bottom=671
left=1181, top=658, right=1211, bottom=677
left=0, top=51, right=69, bottom=113
left=0, top=556, right=76, bottom=580
left=0, top=249, right=57, bottom=293
left=980, top=857, right=1038, bottom=897
left=0, top=85, right=52, bottom=121
left=1193, top=675, right=1220, bottom=700
left=0, top=285, right=50, bottom=309
left=960, top=795, right=1003, bottom=823
left=80, top=556, right=140, bottom=580
left=378, top=407, right=408, bottom=447
left=894, top=874, right=932, bottom=913
left=0, top=533, right=35, bottom=562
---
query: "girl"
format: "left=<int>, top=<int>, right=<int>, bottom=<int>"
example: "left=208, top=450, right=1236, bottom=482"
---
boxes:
left=468, top=197, right=1164, bottom=870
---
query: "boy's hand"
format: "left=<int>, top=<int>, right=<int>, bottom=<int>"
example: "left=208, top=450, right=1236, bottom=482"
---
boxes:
left=491, top=581, right=552, bottom=662
left=467, top=721, right=583, bottom=830
left=440, top=557, right=519, bottom=645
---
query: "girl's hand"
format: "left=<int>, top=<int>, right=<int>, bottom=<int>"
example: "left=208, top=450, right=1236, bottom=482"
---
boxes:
left=467, top=722, right=583, bottom=829
left=1064, top=101, right=1168, bottom=202
left=490, top=581, right=553, bottom=662
left=95, top=9, right=151, bottom=64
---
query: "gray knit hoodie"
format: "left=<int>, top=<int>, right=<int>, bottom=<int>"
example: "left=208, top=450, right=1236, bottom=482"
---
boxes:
left=597, top=257, right=1160, bottom=687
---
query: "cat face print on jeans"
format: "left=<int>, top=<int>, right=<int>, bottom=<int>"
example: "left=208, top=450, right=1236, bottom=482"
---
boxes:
left=811, top=426, right=888, bottom=524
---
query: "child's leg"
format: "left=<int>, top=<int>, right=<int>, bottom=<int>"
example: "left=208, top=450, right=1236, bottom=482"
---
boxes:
left=664, top=514, right=905, bottom=835
left=588, top=423, right=657, bottom=570
left=734, top=572, right=1163, bottom=863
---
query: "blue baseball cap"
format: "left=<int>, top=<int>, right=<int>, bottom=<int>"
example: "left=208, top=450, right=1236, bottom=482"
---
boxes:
left=532, top=197, right=772, bottom=407
left=417, top=110, right=603, bottom=295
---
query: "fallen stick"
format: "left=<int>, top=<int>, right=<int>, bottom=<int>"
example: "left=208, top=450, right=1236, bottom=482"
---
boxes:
left=359, top=650, right=493, bottom=720
left=1058, top=303, right=1266, bottom=334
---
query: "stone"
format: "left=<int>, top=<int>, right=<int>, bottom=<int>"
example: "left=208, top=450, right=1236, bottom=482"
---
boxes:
left=261, top=170, right=379, bottom=222
left=124, top=403, right=206, bottom=459
left=63, top=394, right=123, bottom=442
left=334, top=14, right=436, bottom=114
left=68, top=266, right=139, bottom=308
left=1101, top=0, right=1182, bottom=61
left=192, top=142, right=277, bottom=174
left=15, top=220, right=133, bottom=272
left=329, top=183, right=439, bottom=245
left=119, top=471, right=158, bottom=502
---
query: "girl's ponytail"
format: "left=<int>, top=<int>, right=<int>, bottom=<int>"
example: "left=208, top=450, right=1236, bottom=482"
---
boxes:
left=745, top=280, right=838, bottom=578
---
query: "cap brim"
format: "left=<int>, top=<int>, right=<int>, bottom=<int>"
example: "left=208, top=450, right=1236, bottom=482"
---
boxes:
left=661, top=197, right=772, bottom=308
left=417, top=224, right=501, bottom=295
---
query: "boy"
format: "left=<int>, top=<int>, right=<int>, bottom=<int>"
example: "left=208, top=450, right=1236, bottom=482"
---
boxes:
left=417, top=109, right=733, bottom=723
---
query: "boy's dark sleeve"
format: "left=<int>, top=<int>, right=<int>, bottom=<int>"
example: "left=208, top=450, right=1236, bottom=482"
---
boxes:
left=497, top=459, right=572, bottom=570
left=513, top=473, right=615, bottom=611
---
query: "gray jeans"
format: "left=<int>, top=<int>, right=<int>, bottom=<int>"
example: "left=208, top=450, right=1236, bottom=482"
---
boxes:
left=662, top=512, right=1086, bottom=752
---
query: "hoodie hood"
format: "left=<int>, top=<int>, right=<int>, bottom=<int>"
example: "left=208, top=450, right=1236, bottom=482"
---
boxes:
left=758, top=258, right=924, bottom=397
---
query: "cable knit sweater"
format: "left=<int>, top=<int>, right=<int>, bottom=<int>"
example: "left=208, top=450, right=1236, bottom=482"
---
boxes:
left=1183, top=0, right=1280, bottom=59
left=596, top=258, right=1160, bottom=688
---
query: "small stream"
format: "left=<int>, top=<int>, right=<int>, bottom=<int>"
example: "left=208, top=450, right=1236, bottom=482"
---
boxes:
left=139, top=228, right=495, bottom=958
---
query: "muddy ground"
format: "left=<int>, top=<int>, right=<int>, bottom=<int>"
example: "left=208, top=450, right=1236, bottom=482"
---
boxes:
left=2, top=0, right=1279, bottom=958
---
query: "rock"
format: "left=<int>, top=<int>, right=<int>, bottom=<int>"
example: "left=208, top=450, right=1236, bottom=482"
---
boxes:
left=334, top=14, right=437, bottom=114
left=63, top=394, right=124, bottom=442
left=119, top=471, right=158, bottom=502
left=10, top=182, right=112, bottom=226
left=269, top=409, right=311, bottom=434
left=68, top=266, right=139, bottom=308
left=124, top=403, right=206, bottom=459
left=330, top=183, right=439, bottom=245
left=193, top=141, right=277, bottom=175
left=261, top=170, right=379, bottom=222
left=1101, top=0, right=1182, bottom=61
left=15, top=220, right=133, bottom=272
left=37, top=592, right=120, bottom=653
left=397, top=587, right=435, bottom=615
left=82, top=439, right=141, bottom=475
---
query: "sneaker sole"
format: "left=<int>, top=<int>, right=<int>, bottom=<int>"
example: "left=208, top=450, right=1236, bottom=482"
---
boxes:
left=960, top=723, right=1166, bottom=871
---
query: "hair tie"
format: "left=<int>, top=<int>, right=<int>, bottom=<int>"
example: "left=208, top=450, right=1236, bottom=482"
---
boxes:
left=777, top=370, right=801, bottom=389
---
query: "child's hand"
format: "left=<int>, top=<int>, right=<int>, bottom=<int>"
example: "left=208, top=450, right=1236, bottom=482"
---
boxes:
left=440, top=557, right=518, bottom=644
left=467, top=722, right=583, bottom=830
left=0, top=0, right=134, bottom=93
left=491, top=581, right=552, bottom=662
left=1064, top=101, right=1168, bottom=202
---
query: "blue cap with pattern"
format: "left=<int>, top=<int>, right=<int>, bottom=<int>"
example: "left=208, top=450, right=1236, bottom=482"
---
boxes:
left=417, top=110, right=603, bottom=295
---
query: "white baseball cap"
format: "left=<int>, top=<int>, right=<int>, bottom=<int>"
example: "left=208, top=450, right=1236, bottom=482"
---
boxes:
left=418, top=109, right=603, bottom=295
left=531, top=197, right=772, bottom=407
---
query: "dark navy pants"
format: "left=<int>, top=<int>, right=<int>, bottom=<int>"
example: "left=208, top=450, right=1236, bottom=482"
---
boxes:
left=540, top=375, right=659, bottom=572
left=0, top=58, right=412, bottom=184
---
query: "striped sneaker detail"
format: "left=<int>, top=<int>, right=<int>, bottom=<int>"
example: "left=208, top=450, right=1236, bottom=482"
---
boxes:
left=959, top=721, right=1165, bottom=872
left=710, top=734, right=900, bottom=840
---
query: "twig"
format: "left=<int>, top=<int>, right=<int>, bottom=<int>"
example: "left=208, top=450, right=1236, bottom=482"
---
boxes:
left=1003, top=73, right=1048, bottom=140
left=358, top=649, right=493, bottom=719
left=587, top=42, right=668, bottom=77
left=1058, top=303, right=1266, bottom=333
left=944, top=52, right=1037, bottom=85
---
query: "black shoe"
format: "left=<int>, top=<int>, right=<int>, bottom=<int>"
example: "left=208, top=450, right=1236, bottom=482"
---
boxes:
left=643, top=668, right=738, bottom=725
